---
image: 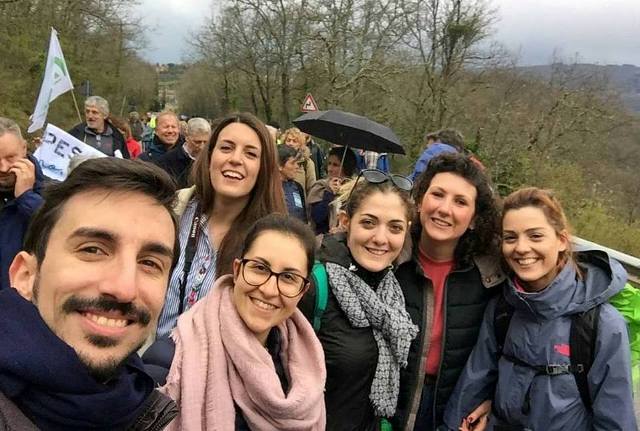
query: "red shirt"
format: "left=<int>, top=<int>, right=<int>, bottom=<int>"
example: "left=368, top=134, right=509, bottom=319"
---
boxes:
left=418, top=247, right=454, bottom=375
left=126, top=137, right=142, bottom=159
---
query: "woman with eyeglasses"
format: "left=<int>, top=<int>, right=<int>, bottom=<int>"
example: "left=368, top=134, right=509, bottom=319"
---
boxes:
left=159, top=214, right=326, bottom=430
left=392, top=153, right=504, bottom=431
left=299, top=168, right=419, bottom=431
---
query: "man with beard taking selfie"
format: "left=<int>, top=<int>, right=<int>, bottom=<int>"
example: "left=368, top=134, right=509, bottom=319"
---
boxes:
left=1, top=157, right=179, bottom=430
left=0, top=117, right=44, bottom=292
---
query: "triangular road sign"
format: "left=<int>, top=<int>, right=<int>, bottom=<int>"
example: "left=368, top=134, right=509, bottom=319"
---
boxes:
left=301, top=93, right=319, bottom=112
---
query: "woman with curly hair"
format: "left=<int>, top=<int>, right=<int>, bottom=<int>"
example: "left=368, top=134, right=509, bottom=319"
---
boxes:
left=393, top=152, right=505, bottom=430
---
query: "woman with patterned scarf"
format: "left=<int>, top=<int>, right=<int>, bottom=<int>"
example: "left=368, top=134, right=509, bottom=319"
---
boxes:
left=299, top=169, right=419, bottom=431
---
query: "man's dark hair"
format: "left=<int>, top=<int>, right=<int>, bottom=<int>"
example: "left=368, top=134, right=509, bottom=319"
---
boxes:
left=328, top=146, right=357, bottom=177
left=266, top=120, right=281, bottom=130
left=23, top=158, right=179, bottom=270
left=277, top=143, right=299, bottom=166
left=436, top=128, right=465, bottom=151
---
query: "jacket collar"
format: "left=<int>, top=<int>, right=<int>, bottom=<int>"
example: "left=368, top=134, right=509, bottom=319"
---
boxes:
left=397, top=228, right=505, bottom=288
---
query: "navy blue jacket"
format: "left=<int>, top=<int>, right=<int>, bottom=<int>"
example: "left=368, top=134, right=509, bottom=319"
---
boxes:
left=139, top=135, right=185, bottom=162
left=282, top=179, right=308, bottom=223
left=0, top=155, right=45, bottom=290
left=153, top=142, right=193, bottom=189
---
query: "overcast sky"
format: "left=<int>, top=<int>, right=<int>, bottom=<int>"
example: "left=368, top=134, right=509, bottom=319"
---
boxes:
left=136, top=0, right=640, bottom=66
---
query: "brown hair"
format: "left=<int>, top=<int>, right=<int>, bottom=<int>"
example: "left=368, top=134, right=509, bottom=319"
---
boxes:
left=340, top=177, right=415, bottom=224
left=191, top=112, right=286, bottom=275
left=502, top=187, right=577, bottom=273
left=109, top=116, right=132, bottom=139
left=436, top=128, right=465, bottom=151
left=242, top=214, right=316, bottom=276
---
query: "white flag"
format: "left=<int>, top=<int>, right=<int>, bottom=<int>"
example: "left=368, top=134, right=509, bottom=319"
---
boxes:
left=28, top=28, right=74, bottom=133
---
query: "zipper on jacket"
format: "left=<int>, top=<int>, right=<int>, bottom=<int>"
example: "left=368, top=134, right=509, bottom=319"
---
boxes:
left=431, top=263, right=473, bottom=428
left=431, top=271, right=450, bottom=429
left=404, top=282, right=432, bottom=431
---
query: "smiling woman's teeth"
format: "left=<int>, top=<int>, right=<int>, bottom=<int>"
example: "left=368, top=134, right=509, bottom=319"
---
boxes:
left=251, top=298, right=276, bottom=310
left=516, top=258, right=538, bottom=265
left=432, top=218, right=451, bottom=227
left=366, top=248, right=387, bottom=255
left=84, top=312, right=128, bottom=328
left=223, top=171, right=243, bottom=179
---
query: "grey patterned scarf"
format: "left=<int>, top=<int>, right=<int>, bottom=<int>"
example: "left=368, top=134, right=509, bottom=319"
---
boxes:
left=325, top=262, right=419, bottom=417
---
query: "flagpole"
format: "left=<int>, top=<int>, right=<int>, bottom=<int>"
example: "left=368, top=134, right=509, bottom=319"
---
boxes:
left=70, top=89, right=82, bottom=123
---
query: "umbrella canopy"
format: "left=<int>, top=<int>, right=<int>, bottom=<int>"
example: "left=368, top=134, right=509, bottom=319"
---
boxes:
left=292, top=109, right=405, bottom=155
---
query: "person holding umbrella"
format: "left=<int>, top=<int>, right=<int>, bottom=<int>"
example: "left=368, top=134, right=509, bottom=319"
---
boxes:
left=293, top=110, right=406, bottom=157
left=307, top=146, right=358, bottom=234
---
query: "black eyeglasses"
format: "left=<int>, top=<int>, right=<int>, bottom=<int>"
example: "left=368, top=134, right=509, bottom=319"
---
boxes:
left=240, top=258, right=309, bottom=298
left=348, top=169, right=413, bottom=201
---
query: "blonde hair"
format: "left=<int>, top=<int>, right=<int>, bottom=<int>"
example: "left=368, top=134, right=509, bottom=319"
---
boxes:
left=281, top=127, right=306, bottom=147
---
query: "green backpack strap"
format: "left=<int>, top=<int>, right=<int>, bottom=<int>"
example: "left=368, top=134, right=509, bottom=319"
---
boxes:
left=311, top=261, right=328, bottom=332
left=380, top=418, right=393, bottom=431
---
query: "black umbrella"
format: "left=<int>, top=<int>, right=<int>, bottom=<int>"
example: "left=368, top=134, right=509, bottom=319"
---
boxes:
left=292, top=109, right=405, bottom=155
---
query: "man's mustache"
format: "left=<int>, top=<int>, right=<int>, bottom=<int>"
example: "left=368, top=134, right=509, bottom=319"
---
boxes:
left=62, top=296, right=151, bottom=326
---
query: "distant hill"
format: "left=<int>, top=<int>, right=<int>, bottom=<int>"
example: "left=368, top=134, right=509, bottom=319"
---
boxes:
left=517, top=63, right=640, bottom=113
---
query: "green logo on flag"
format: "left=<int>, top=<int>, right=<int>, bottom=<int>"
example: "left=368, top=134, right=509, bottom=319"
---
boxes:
left=53, top=56, right=67, bottom=84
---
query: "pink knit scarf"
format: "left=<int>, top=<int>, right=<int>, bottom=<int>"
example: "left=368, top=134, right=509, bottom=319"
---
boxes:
left=161, top=275, right=326, bottom=430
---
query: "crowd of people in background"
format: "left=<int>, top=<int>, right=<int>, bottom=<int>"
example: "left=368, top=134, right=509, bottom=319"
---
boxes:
left=0, top=94, right=637, bottom=431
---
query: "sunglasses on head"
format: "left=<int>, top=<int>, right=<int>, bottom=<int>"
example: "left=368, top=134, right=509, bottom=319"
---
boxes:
left=348, top=168, right=413, bottom=201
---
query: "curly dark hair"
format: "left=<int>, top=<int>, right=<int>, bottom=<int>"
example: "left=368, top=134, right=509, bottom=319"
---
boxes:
left=412, top=152, right=500, bottom=262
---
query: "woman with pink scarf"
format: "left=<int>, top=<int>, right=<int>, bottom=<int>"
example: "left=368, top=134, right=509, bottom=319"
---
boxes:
left=161, top=214, right=326, bottom=430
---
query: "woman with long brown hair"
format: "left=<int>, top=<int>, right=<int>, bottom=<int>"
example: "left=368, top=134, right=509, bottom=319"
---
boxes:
left=155, top=112, right=285, bottom=338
